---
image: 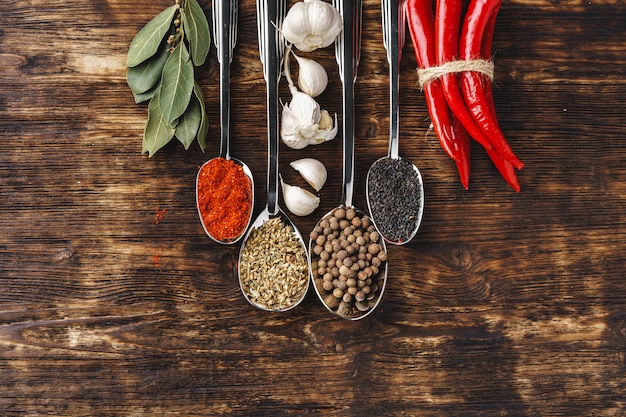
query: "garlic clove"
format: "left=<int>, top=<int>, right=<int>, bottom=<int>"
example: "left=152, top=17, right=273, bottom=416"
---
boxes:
left=280, top=176, right=320, bottom=216
left=280, top=89, right=325, bottom=148
left=282, top=0, right=343, bottom=53
left=282, top=133, right=311, bottom=149
left=280, top=44, right=336, bottom=149
left=318, top=110, right=334, bottom=131
left=290, top=158, right=327, bottom=191
left=308, top=111, right=338, bottom=145
left=293, top=53, right=328, bottom=97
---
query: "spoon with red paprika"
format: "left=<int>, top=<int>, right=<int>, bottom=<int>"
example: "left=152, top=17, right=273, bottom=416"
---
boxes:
left=366, top=0, right=424, bottom=245
left=196, top=0, right=254, bottom=245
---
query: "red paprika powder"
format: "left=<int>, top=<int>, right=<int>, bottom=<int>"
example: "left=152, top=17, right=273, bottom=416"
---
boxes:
left=197, top=157, right=253, bottom=242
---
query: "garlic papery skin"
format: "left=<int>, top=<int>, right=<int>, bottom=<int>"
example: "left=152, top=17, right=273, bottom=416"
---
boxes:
left=280, top=177, right=320, bottom=217
left=282, top=0, right=343, bottom=53
left=281, top=90, right=338, bottom=149
left=293, top=53, right=328, bottom=97
left=290, top=158, right=327, bottom=191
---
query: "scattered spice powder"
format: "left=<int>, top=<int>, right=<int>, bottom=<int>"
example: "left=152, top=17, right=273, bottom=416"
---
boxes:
left=152, top=253, right=160, bottom=269
left=197, top=157, right=253, bottom=242
left=154, top=206, right=167, bottom=224
left=239, top=217, right=309, bottom=311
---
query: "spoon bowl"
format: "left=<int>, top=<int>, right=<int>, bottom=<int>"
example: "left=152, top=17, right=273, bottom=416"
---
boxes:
left=310, top=0, right=387, bottom=320
left=239, top=207, right=309, bottom=312
left=309, top=204, right=388, bottom=320
left=196, top=155, right=254, bottom=245
left=366, top=155, right=424, bottom=245
left=196, top=0, right=254, bottom=245
left=366, top=0, right=424, bottom=245
left=238, top=0, right=309, bottom=312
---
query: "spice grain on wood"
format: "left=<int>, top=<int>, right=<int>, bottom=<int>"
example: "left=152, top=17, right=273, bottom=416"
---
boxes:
left=239, top=217, right=309, bottom=311
left=197, top=158, right=253, bottom=242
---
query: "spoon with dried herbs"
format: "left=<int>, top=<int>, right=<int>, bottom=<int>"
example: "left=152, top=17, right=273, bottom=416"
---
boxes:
left=309, top=0, right=388, bottom=321
left=125, top=0, right=211, bottom=156
left=366, top=0, right=424, bottom=245
left=237, top=0, right=309, bottom=312
left=196, top=0, right=254, bottom=245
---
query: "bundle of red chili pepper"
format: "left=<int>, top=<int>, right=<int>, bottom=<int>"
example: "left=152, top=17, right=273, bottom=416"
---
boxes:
left=406, top=0, right=523, bottom=191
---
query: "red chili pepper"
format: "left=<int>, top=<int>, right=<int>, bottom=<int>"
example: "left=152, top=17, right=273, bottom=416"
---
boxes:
left=452, top=114, right=471, bottom=189
left=423, top=82, right=462, bottom=163
left=486, top=146, right=521, bottom=192
left=480, top=4, right=498, bottom=118
left=406, top=0, right=462, bottom=163
left=435, top=0, right=492, bottom=151
left=480, top=1, right=521, bottom=191
left=460, top=0, right=524, bottom=171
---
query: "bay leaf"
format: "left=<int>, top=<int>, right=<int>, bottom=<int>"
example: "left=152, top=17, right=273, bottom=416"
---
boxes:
left=193, top=82, right=208, bottom=152
left=126, top=41, right=169, bottom=95
left=175, top=94, right=202, bottom=150
left=133, top=84, right=157, bottom=104
left=143, top=86, right=176, bottom=157
left=182, top=0, right=211, bottom=67
left=159, top=42, right=194, bottom=125
left=126, top=5, right=177, bottom=67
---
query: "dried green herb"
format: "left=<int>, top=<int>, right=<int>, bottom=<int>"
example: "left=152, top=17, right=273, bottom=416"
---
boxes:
left=126, top=6, right=177, bottom=68
left=142, top=85, right=176, bottom=154
left=126, top=0, right=210, bottom=157
left=193, top=82, right=208, bottom=151
left=175, top=92, right=202, bottom=149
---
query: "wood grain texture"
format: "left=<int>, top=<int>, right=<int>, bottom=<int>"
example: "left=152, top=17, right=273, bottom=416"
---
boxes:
left=1, top=0, right=625, bottom=415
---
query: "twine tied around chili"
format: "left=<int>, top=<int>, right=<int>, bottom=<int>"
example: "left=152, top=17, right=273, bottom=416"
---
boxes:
left=416, top=58, right=494, bottom=88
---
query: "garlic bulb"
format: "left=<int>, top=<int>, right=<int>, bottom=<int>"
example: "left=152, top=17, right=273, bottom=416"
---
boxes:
left=290, top=158, right=327, bottom=191
left=281, top=177, right=320, bottom=217
left=282, top=0, right=343, bottom=53
left=293, top=52, right=328, bottom=97
left=281, top=90, right=338, bottom=149
left=280, top=46, right=338, bottom=149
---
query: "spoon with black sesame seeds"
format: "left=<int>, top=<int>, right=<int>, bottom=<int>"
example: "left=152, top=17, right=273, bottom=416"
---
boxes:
left=309, top=0, right=388, bottom=321
left=366, top=0, right=424, bottom=246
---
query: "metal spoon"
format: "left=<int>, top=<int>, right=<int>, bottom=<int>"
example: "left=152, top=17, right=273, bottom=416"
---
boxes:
left=310, top=0, right=387, bottom=320
left=237, top=0, right=309, bottom=312
left=366, top=0, right=424, bottom=245
left=196, top=0, right=254, bottom=245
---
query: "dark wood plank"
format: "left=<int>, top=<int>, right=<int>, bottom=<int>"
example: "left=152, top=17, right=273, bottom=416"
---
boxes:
left=1, top=0, right=625, bottom=415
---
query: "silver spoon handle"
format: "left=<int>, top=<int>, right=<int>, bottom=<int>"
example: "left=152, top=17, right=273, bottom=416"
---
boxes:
left=213, top=0, right=238, bottom=158
left=382, top=0, right=405, bottom=159
left=334, top=0, right=362, bottom=208
left=257, top=0, right=286, bottom=214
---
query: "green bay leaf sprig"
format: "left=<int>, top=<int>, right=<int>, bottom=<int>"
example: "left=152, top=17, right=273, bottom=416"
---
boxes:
left=126, top=0, right=210, bottom=157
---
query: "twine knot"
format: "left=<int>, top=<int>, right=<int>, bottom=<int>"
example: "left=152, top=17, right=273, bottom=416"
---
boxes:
left=416, top=59, right=495, bottom=88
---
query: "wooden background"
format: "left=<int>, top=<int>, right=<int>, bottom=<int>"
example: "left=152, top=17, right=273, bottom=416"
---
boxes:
left=1, top=0, right=625, bottom=415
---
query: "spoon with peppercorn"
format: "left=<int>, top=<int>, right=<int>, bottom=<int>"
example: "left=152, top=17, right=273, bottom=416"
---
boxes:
left=309, top=0, right=388, bottom=321
left=196, top=0, right=255, bottom=245
left=237, top=0, right=310, bottom=313
left=366, top=0, right=424, bottom=245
